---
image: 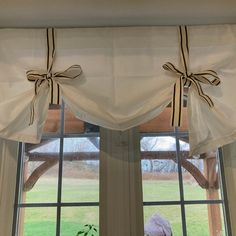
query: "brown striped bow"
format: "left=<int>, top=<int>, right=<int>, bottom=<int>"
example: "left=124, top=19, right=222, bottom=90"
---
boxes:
left=27, top=28, right=82, bottom=125
left=163, top=26, right=221, bottom=127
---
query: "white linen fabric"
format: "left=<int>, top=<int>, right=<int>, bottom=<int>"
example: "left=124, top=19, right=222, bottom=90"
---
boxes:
left=0, top=25, right=236, bottom=155
left=0, top=139, right=18, bottom=235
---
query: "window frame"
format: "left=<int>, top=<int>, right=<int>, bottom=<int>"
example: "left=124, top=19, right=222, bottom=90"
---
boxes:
left=12, top=103, right=232, bottom=236
left=141, top=129, right=232, bottom=236
left=12, top=103, right=100, bottom=236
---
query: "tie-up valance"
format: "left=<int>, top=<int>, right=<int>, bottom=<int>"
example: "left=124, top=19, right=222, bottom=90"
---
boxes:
left=0, top=25, right=236, bottom=155
left=163, top=26, right=221, bottom=127
left=26, top=28, right=82, bottom=124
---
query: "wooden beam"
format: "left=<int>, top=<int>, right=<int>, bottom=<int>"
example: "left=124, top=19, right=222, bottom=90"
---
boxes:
left=43, top=109, right=61, bottom=133
left=204, top=153, right=222, bottom=236
left=64, top=107, right=85, bottom=133
left=43, top=107, right=84, bottom=134
left=23, top=159, right=58, bottom=192
left=177, top=158, right=209, bottom=189
left=27, top=151, right=99, bottom=161
left=139, top=107, right=188, bottom=132
left=42, top=107, right=188, bottom=134
left=27, top=151, right=196, bottom=162
left=25, top=151, right=209, bottom=192
left=25, top=138, right=57, bottom=153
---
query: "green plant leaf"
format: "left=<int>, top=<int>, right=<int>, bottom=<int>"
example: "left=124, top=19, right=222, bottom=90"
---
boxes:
left=76, top=223, right=98, bottom=236
left=76, top=230, right=85, bottom=236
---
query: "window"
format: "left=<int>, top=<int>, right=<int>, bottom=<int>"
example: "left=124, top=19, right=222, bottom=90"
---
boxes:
left=12, top=104, right=100, bottom=236
left=12, top=105, right=231, bottom=236
left=140, top=108, right=231, bottom=236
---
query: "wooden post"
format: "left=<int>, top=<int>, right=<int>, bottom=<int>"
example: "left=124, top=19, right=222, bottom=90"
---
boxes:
left=204, top=154, right=222, bottom=236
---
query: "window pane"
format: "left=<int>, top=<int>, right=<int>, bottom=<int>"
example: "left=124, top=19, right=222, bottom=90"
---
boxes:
left=186, top=204, right=226, bottom=236
left=144, top=205, right=182, bottom=236
left=23, top=139, right=59, bottom=203
left=60, top=207, right=99, bottom=236
left=20, top=207, right=56, bottom=236
left=141, top=136, right=180, bottom=201
left=62, top=137, right=99, bottom=202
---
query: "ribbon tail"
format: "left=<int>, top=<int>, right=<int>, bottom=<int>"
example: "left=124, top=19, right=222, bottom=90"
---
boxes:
left=29, top=96, right=37, bottom=125
left=192, top=80, right=214, bottom=107
left=171, top=77, right=184, bottom=127
left=29, top=80, right=41, bottom=125
left=49, top=79, right=61, bottom=105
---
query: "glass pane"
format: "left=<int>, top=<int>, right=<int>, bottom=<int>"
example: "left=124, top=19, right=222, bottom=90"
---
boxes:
left=186, top=204, right=226, bottom=236
left=141, top=136, right=180, bottom=201
left=43, top=105, right=61, bottom=134
left=23, top=139, right=59, bottom=203
left=20, top=207, right=56, bottom=236
left=62, top=137, right=99, bottom=202
left=64, top=106, right=85, bottom=134
left=144, top=205, right=182, bottom=236
left=179, top=137, right=222, bottom=200
left=60, top=207, right=99, bottom=236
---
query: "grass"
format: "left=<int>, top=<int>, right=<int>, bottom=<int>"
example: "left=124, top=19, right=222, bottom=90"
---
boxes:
left=22, top=177, right=225, bottom=236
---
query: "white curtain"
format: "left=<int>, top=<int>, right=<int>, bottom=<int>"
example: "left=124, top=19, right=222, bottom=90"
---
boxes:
left=221, top=143, right=236, bottom=235
left=0, top=139, right=18, bottom=235
left=100, top=127, right=144, bottom=236
left=0, top=25, right=236, bottom=154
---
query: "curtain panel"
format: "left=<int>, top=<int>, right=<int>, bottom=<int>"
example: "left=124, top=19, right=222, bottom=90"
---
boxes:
left=0, top=25, right=236, bottom=155
left=0, top=139, right=18, bottom=235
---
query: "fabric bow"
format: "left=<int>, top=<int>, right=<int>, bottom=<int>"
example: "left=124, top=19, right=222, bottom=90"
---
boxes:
left=163, top=26, right=221, bottom=127
left=27, top=28, right=82, bottom=125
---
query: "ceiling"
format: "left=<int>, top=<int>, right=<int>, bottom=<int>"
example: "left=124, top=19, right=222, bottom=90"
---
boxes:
left=0, top=0, right=236, bottom=28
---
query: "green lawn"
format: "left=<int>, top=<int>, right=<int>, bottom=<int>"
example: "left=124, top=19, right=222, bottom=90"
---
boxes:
left=22, top=178, right=225, bottom=236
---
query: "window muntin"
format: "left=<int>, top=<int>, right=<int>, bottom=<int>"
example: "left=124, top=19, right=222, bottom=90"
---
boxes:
left=141, top=109, right=230, bottom=236
left=13, top=105, right=231, bottom=236
left=13, top=104, right=100, bottom=236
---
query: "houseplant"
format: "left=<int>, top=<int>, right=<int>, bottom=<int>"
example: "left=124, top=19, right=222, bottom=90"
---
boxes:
left=76, top=224, right=98, bottom=236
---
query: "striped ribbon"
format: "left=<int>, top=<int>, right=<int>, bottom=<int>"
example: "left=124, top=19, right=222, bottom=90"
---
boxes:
left=163, top=26, right=221, bottom=127
left=27, top=28, right=82, bottom=125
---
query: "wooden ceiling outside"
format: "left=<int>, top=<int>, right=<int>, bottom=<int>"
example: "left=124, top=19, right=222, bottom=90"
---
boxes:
left=43, top=107, right=188, bottom=134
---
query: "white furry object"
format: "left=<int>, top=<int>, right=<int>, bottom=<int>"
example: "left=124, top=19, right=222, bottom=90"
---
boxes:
left=144, top=213, right=172, bottom=236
